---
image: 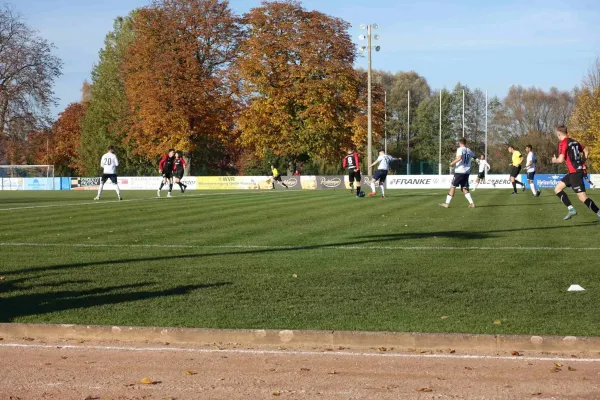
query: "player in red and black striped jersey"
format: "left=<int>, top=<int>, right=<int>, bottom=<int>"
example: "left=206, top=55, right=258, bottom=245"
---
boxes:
left=343, top=149, right=362, bottom=197
left=551, top=125, right=600, bottom=222
left=158, top=149, right=176, bottom=197
left=173, top=151, right=187, bottom=193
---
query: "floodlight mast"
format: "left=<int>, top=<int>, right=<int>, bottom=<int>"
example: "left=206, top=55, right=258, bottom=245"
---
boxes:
left=359, top=24, right=380, bottom=175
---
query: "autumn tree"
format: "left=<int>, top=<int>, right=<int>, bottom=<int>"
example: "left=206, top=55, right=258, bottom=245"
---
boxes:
left=122, top=0, right=242, bottom=174
left=571, top=58, right=600, bottom=171
left=236, top=1, right=370, bottom=167
left=79, top=14, right=152, bottom=176
left=0, top=5, right=62, bottom=164
left=49, top=103, right=86, bottom=175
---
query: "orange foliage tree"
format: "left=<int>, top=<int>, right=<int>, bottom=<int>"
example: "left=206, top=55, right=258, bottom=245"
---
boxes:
left=236, top=1, right=376, bottom=165
left=49, top=102, right=86, bottom=175
left=122, top=0, right=243, bottom=170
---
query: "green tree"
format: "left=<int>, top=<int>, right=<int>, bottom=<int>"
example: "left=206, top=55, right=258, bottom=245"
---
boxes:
left=79, top=14, right=152, bottom=176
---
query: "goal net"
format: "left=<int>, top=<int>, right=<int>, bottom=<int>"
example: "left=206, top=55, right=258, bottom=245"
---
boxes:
left=0, top=165, right=55, bottom=190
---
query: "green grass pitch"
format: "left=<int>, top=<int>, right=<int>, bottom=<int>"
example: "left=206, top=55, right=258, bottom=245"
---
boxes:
left=1, top=189, right=599, bottom=336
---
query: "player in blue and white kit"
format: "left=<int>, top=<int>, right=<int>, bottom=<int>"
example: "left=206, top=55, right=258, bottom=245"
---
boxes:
left=439, top=138, right=475, bottom=208
left=525, top=144, right=541, bottom=197
left=368, top=150, right=401, bottom=198
left=94, top=145, right=122, bottom=201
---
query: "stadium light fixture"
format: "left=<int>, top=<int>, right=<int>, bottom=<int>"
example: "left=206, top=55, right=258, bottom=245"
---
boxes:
left=359, top=24, right=382, bottom=175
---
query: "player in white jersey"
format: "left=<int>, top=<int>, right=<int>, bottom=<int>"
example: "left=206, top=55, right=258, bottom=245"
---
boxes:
left=368, top=150, right=401, bottom=198
left=525, top=144, right=541, bottom=197
left=94, top=146, right=122, bottom=201
left=472, top=155, right=494, bottom=191
left=439, top=138, right=475, bottom=208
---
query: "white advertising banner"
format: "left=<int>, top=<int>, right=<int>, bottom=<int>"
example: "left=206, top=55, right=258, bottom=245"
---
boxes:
left=386, top=174, right=520, bottom=189
left=114, top=176, right=197, bottom=190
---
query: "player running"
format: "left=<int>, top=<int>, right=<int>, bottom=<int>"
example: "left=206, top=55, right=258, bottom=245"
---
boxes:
left=551, top=125, right=600, bottom=222
left=270, top=165, right=289, bottom=189
left=94, top=145, right=122, bottom=201
left=525, top=144, right=541, bottom=197
left=157, top=149, right=176, bottom=197
left=343, top=149, right=363, bottom=197
left=368, top=150, right=401, bottom=198
left=472, top=155, right=494, bottom=191
left=439, top=138, right=475, bottom=208
left=173, top=151, right=188, bottom=193
left=508, top=145, right=525, bottom=194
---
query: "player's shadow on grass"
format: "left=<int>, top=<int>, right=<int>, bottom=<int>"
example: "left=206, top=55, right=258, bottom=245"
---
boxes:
left=0, top=282, right=231, bottom=322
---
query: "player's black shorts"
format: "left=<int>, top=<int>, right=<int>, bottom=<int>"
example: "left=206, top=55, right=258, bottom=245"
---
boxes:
left=273, top=175, right=282, bottom=182
left=373, top=169, right=388, bottom=183
left=561, top=171, right=586, bottom=193
left=477, top=172, right=485, bottom=180
left=452, top=173, right=470, bottom=189
left=101, top=174, right=117, bottom=184
left=175, top=169, right=184, bottom=179
left=527, top=171, right=535, bottom=181
left=510, top=165, right=521, bottom=178
left=162, top=171, right=173, bottom=179
left=348, top=169, right=362, bottom=184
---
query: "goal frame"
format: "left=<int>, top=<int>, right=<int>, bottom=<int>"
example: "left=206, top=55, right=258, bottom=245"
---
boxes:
left=0, top=165, right=55, bottom=190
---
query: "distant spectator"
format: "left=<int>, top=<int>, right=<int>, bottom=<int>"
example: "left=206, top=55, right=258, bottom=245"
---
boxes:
left=293, top=170, right=301, bottom=176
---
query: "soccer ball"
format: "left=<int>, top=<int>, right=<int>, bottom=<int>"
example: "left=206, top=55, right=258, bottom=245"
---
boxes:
left=358, top=192, right=366, bottom=198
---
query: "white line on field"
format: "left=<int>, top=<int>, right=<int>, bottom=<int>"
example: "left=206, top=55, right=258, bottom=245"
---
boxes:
left=1, top=343, right=599, bottom=363
left=1, top=242, right=600, bottom=252
left=0, top=191, right=298, bottom=212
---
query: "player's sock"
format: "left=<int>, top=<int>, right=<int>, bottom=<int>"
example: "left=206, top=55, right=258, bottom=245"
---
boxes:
left=465, top=193, right=474, bottom=205
left=168, top=183, right=173, bottom=193
left=115, top=184, right=121, bottom=198
left=515, top=180, right=524, bottom=187
left=530, top=183, right=537, bottom=195
left=159, top=183, right=164, bottom=190
left=584, top=198, right=600, bottom=214
left=474, top=182, right=479, bottom=189
left=380, top=186, right=385, bottom=196
left=445, top=194, right=453, bottom=204
left=512, top=182, right=517, bottom=192
left=176, top=182, right=184, bottom=192
left=556, top=191, right=572, bottom=208
left=97, top=184, right=104, bottom=198
left=371, top=182, right=376, bottom=193
left=356, top=186, right=361, bottom=195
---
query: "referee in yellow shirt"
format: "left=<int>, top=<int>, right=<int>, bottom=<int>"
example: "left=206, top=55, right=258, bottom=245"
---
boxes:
left=508, top=145, right=525, bottom=194
left=270, top=165, right=289, bottom=189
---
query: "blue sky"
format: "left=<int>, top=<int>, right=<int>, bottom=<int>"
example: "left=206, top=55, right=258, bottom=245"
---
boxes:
left=16, top=0, right=600, bottom=115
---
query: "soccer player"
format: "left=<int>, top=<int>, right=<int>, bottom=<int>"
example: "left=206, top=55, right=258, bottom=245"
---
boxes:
left=439, top=138, right=475, bottom=208
left=94, top=145, right=122, bottom=201
left=368, top=150, right=401, bottom=198
left=343, top=149, right=362, bottom=197
left=270, top=165, right=289, bottom=189
left=551, top=125, right=600, bottom=222
left=472, top=155, right=493, bottom=191
left=157, top=149, right=176, bottom=197
left=173, top=151, right=187, bottom=193
left=525, top=144, right=541, bottom=197
left=508, top=145, right=525, bottom=194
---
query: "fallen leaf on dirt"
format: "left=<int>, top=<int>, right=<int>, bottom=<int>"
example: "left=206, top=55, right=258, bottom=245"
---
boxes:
left=419, top=350, right=428, bottom=354
left=272, top=392, right=281, bottom=396
left=447, top=349, right=456, bottom=354
left=464, top=366, right=474, bottom=371
left=140, top=377, right=153, bottom=385
left=550, top=367, right=562, bottom=373
left=511, top=351, right=521, bottom=356
left=77, top=340, right=85, bottom=344
left=528, top=363, right=534, bottom=366
left=84, top=396, right=100, bottom=400
left=554, top=363, right=562, bottom=367
left=493, top=320, right=502, bottom=325
left=416, top=388, right=433, bottom=392
left=164, top=342, right=170, bottom=346
left=185, top=371, right=197, bottom=376
left=61, top=356, right=68, bottom=360
left=338, top=346, right=346, bottom=350
left=300, top=368, right=311, bottom=372
left=531, top=393, right=542, bottom=396
left=124, top=383, right=136, bottom=387
left=325, top=348, right=334, bottom=352
left=568, top=366, right=577, bottom=372
left=440, top=316, right=449, bottom=319
left=378, top=347, right=387, bottom=352
left=571, top=355, right=578, bottom=358
left=23, top=337, right=34, bottom=341
left=328, top=371, right=338, bottom=375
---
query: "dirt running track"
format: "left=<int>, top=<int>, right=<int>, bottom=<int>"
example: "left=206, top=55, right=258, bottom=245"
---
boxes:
left=1, top=338, right=600, bottom=400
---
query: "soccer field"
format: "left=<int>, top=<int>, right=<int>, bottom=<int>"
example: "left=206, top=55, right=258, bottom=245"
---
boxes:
left=1, top=189, right=599, bottom=337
